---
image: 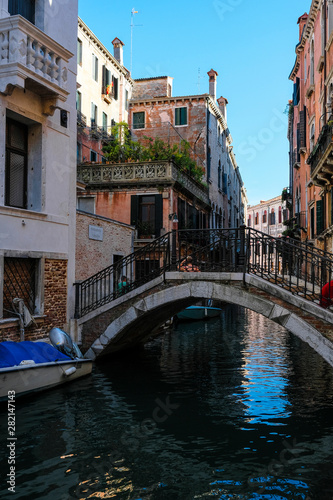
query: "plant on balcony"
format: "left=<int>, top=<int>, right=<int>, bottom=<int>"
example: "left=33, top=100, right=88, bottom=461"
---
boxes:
left=135, top=220, right=155, bottom=237
left=102, top=123, right=205, bottom=184
left=281, top=188, right=289, bottom=201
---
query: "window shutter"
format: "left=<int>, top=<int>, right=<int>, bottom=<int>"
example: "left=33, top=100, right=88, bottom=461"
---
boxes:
left=316, top=199, right=324, bottom=235
left=113, top=77, right=118, bottom=100
left=102, top=65, right=106, bottom=88
left=181, top=107, right=187, bottom=125
left=154, top=194, right=163, bottom=237
left=300, top=106, right=306, bottom=148
left=131, top=195, right=139, bottom=227
left=175, top=108, right=180, bottom=126
left=296, top=123, right=300, bottom=162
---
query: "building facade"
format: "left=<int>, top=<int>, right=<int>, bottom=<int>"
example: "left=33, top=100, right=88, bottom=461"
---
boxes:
left=289, top=1, right=333, bottom=251
left=248, top=196, right=285, bottom=238
left=0, top=0, right=78, bottom=341
left=129, top=71, right=246, bottom=229
left=77, top=18, right=134, bottom=164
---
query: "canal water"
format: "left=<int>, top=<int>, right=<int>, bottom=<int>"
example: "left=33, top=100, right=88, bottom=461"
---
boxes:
left=1, top=305, right=333, bottom=499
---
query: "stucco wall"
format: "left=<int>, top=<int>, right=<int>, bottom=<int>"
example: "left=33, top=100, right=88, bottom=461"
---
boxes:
left=76, top=211, right=134, bottom=281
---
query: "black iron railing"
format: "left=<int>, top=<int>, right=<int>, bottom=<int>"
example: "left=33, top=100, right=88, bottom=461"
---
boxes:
left=74, top=233, right=171, bottom=318
left=74, top=227, right=333, bottom=318
left=307, top=123, right=333, bottom=173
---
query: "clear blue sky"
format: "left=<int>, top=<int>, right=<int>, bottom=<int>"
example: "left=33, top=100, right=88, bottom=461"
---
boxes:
left=78, top=0, right=308, bottom=205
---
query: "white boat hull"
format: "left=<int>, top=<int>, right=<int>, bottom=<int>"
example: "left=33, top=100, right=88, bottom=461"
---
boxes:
left=0, top=359, right=92, bottom=402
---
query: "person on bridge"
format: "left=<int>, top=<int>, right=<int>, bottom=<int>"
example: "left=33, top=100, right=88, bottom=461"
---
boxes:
left=117, top=276, right=128, bottom=296
left=320, top=281, right=333, bottom=308
left=180, top=256, right=200, bottom=272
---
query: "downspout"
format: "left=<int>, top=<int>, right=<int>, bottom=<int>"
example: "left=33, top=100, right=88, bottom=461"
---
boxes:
left=324, top=0, right=328, bottom=251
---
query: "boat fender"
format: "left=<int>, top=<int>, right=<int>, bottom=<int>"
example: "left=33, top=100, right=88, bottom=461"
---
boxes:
left=64, top=367, right=77, bottom=377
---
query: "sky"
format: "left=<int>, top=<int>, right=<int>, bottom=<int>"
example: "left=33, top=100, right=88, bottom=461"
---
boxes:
left=78, top=0, right=309, bottom=205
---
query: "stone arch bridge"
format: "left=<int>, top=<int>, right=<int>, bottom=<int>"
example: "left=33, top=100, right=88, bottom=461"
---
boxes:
left=73, top=228, right=333, bottom=367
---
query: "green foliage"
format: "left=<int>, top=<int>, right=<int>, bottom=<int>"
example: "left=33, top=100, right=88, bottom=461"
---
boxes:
left=102, top=123, right=205, bottom=184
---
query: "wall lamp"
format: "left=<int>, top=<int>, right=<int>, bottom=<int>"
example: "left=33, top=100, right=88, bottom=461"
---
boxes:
left=169, top=212, right=179, bottom=223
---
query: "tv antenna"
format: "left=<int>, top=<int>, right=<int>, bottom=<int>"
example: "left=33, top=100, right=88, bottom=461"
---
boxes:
left=131, top=8, right=143, bottom=75
left=197, top=68, right=201, bottom=93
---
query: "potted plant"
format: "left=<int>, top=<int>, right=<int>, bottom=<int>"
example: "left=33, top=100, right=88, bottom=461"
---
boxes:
left=135, top=221, right=155, bottom=238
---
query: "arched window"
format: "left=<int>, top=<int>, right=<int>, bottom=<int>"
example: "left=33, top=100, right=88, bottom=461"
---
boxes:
left=270, top=208, right=275, bottom=225
left=255, top=212, right=259, bottom=225
left=278, top=206, right=282, bottom=224
left=310, top=39, right=315, bottom=85
left=248, top=214, right=252, bottom=227
left=262, top=210, right=267, bottom=224
left=310, top=123, right=315, bottom=151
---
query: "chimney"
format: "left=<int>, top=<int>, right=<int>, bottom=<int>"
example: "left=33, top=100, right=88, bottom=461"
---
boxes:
left=297, top=13, right=308, bottom=41
left=112, top=37, right=125, bottom=66
left=207, top=69, right=218, bottom=101
left=217, top=96, right=228, bottom=120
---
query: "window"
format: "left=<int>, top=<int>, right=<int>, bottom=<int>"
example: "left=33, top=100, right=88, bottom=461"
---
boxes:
left=310, top=123, right=315, bottom=151
left=77, top=197, right=95, bottom=214
left=3, top=257, right=38, bottom=317
left=218, top=161, right=221, bottom=189
left=77, top=142, right=82, bottom=163
left=262, top=210, right=267, bottom=224
left=310, top=39, right=315, bottom=85
left=255, top=212, right=259, bottom=225
left=304, top=54, right=307, bottom=82
left=247, top=215, right=251, bottom=227
left=175, top=107, right=187, bottom=126
left=102, top=66, right=111, bottom=95
left=77, top=39, right=83, bottom=66
left=131, top=194, right=163, bottom=237
left=91, top=103, right=97, bottom=128
left=76, top=91, right=82, bottom=112
left=102, top=112, right=107, bottom=132
left=269, top=209, right=275, bottom=225
left=8, top=0, right=35, bottom=24
left=222, top=173, right=228, bottom=195
left=6, top=119, right=28, bottom=209
left=92, top=54, right=98, bottom=82
left=133, top=112, right=145, bottom=129
left=90, top=150, right=97, bottom=162
left=278, top=206, right=282, bottom=224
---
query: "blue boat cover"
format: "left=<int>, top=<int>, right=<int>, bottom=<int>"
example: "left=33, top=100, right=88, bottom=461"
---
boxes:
left=0, top=341, right=71, bottom=368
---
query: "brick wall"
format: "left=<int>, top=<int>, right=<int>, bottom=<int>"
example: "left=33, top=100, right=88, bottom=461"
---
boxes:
left=0, top=258, right=68, bottom=343
left=76, top=211, right=134, bottom=280
left=132, top=77, right=173, bottom=100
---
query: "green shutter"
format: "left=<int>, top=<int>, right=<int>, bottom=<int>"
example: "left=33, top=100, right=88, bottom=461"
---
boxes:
left=154, top=194, right=163, bottom=237
left=181, top=107, right=187, bottom=125
left=175, top=108, right=180, bottom=126
left=131, top=195, right=139, bottom=227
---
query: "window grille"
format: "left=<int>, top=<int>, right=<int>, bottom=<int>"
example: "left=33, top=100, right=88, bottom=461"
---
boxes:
left=3, top=258, right=37, bottom=317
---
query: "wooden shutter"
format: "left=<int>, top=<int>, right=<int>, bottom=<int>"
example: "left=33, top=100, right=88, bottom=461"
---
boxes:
left=112, top=77, right=118, bottom=100
left=131, top=195, right=139, bottom=227
left=154, top=194, right=163, bottom=237
left=300, top=106, right=307, bottom=148
left=316, top=199, right=324, bottom=235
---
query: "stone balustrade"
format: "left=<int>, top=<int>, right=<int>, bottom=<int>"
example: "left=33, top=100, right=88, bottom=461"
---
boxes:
left=0, top=15, right=73, bottom=105
left=77, top=161, right=210, bottom=205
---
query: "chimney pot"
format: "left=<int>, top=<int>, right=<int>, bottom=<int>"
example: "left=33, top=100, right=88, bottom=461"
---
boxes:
left=112, top=37, right=125, bottom=66
left=207, top=69, right=218, bottom=101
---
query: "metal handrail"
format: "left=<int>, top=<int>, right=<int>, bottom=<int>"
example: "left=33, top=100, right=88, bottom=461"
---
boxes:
left=74, top=227, right=333, bottom=318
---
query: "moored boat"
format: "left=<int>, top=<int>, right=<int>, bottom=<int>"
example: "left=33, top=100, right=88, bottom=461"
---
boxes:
left=176, top=305, right=222, bottom=321
left=0, top=329, right=92, bottom=402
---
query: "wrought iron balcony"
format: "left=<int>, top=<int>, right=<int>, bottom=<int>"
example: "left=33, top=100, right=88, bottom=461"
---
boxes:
left=307, top=122, right=333, bottom=186
left=77, top=161, right=210, bottom=205
left=0, top=15, right=73, bottom=115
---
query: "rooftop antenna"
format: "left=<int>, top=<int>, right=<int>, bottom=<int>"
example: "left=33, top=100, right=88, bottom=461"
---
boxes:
left=130, top=8, right=142, bottom=75
left=197, top=67, right=201, bottom=93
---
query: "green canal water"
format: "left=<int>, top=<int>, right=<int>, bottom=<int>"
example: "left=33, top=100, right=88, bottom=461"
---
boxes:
left=1, top=305, right=333, bottom=499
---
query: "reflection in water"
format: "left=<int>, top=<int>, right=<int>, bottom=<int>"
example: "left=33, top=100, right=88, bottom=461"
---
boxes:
left=1, top=305, right=333, bottom=499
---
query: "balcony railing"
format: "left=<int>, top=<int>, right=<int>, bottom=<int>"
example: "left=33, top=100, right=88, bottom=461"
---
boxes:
left=307, top=122, right=333, bottom=176
left=77, top=110, right=87, bottom=128
left=77, top=161, right=210, bottom=205
left=0, top=15, right=73, bottom=111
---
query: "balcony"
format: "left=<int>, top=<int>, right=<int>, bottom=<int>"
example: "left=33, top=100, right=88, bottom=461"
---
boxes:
left=307, top=122, right=333, bottom=186
left=101, top=85, right=114, bottom=104
left=0, top=15, right=73, bottom=115
left=77, top=160, right=210, bottom=206
left=77, top=110, right=87, bottom=128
